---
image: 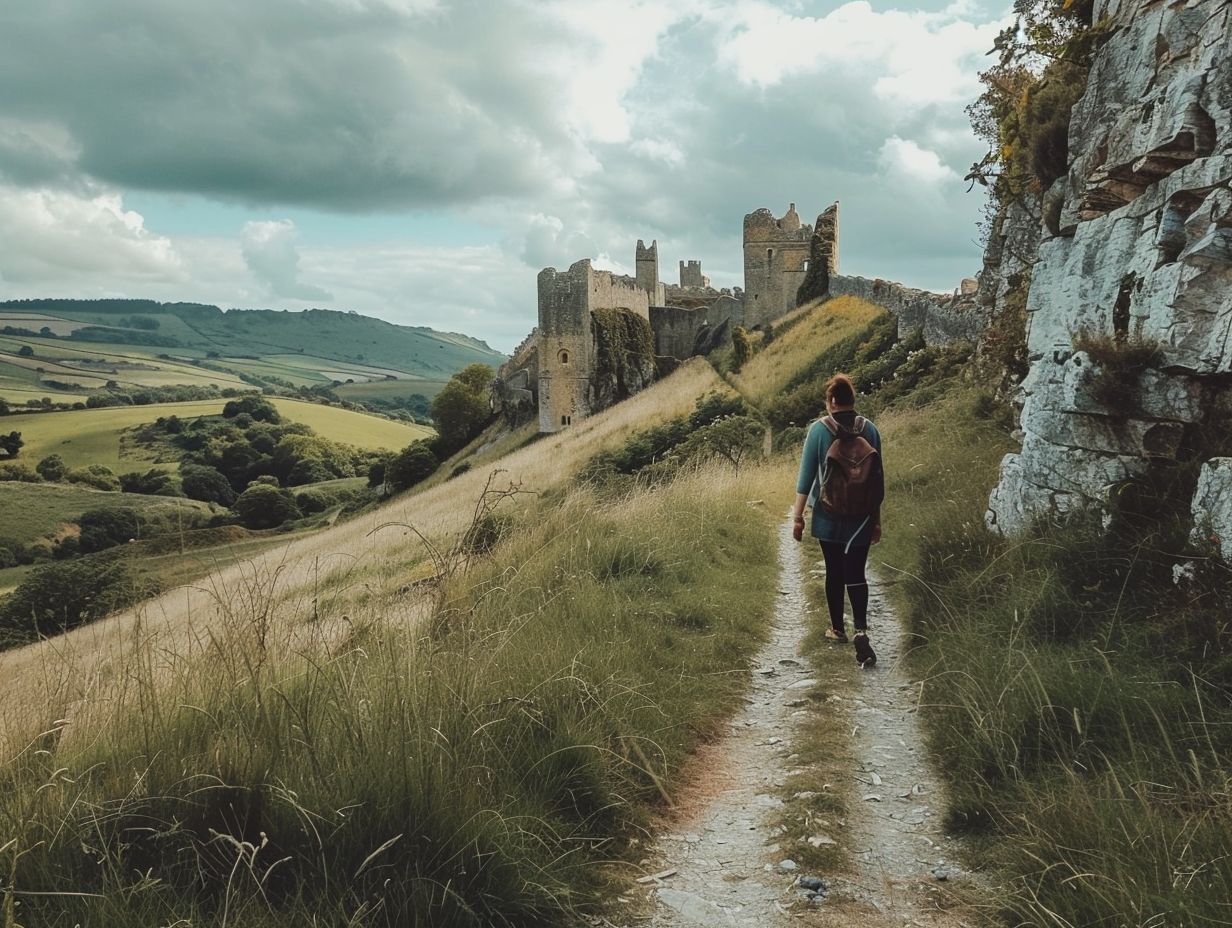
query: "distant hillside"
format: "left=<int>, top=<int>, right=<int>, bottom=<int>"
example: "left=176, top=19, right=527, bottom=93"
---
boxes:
left=0, top=299, right=505, bottom=377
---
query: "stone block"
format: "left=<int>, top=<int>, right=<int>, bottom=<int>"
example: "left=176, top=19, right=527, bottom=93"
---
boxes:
left=1190, top=458, right=1232, bottom=560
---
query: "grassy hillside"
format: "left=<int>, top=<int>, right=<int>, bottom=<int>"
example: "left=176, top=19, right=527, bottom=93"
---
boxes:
left=730, top=295, right=883, bottom=404
left=0, top=301, right=505, bottom=407
left=7, top=399, right=433, bottom=471
left=0, top=354, right=782, bottom=926
left=0, top=483, right=213, bottom=548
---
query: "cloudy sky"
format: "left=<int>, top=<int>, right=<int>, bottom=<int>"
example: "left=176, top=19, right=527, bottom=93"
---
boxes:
left=0, top=0, right=1009, bottom=352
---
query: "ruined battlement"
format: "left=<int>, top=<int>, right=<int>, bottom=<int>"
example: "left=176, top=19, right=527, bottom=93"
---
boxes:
left=744, top=203, right=815, bottom=328
left=678, top=260, right=709, bottom=288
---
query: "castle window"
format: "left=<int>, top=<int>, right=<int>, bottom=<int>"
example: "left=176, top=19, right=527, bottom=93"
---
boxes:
left=559, top=349, right=570, bottom=365
left=766, top=248, right=774, bottom=268
left=561, top=415, right=571, bottom=426
left=803, top=260, right=809, bottom=271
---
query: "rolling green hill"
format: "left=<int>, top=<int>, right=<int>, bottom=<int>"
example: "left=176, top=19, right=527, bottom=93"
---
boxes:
left=8, top=398, right=434, bottom=471
left=0, top=299, right=506, bottom=405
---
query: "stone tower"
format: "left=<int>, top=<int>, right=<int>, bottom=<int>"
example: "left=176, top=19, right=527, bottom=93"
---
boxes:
left=815, top=202, right=839, bottom=277
left=635, top=239, right=665, bottom=305
left=679, top=260, right=708, bottom=288
left=743, top=203, right=813, bottom=328
left=537, top=260, right=595, bottom=433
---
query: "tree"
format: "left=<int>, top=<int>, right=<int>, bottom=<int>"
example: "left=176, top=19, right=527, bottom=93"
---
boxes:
left=180, top=464, right=237, bottom=506
left=119, top=468, right=180, bottom=496
left=731, top=326, right=752, bottom=371
left=431, top=364, right=494, bottom=456
left=78, top=507, right=143, bottom=553
left=0, top=556, right=155, bottom=641
left=234, top=484, right=301, bottom=529
left=36, top=454, right=66, bottom=481
left=679, top=415, right=766, bottom=474
left=388, top=440, right=438, bottom=492
left=17, top=345, right=33, bottom=357
left=0, top=431, right=22, bottom=459
left=223, top=396, right=280, bottom=423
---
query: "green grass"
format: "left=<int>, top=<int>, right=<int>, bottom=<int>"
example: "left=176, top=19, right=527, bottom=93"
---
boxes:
left=0, top=464, right=780, bottom=926
left=266, top=398, right=433, bottom=449
left=7, top=400, right=433, bottom=472
left=0, top=483, right=213, bottom=548
left=336, top=376, right=448, bottom=402
left=867, top=385, right=1232, bottom=925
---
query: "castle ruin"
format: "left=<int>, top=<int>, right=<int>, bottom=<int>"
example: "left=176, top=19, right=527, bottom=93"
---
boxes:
left=495, top=201, right=873, bottom=434
left=743, top=203, right=814, bottom=328
left=496, top=239, right=748, bottom=433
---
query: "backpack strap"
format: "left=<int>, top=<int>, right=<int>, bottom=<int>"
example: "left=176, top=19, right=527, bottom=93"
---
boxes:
left=821, top=415, right=839, bottom=436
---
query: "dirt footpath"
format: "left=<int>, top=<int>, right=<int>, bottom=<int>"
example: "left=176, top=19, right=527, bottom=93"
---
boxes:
left=629, top=515, right=984, bottom=927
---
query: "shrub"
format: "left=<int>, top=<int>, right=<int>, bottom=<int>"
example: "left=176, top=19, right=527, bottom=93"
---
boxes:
left=234, top=484, right=301, bottom=529
left=119, top=468, right=180, bottom=496
left=223, top=396, right=280, bottom=422
left=287, top=456, right=334, bottom=487
left=36, top=453, right=67, bottom=481
left=0, top=546, right=15, bottom=569
left=65, top=464, right=120, bottom=492
left=0, top=462, right=41, bottom=482
left=181, top=464, right=237, bottom=506
left=389, top=440, right=439, bottom=492
left=0, top=555, right=157, bottom=642
left=731, top=325, right=752, bottom=371
left=77, top=507, right=143, bottom=553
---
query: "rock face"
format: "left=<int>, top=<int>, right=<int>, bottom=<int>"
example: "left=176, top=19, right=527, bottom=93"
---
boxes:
left=1191, top=458, right=1232, bottom=558
left=987, top=0, right=1232, bottom=541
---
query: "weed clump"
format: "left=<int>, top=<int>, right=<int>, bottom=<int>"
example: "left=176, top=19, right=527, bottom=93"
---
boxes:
left=1072, top=328, right=1163, bottom=414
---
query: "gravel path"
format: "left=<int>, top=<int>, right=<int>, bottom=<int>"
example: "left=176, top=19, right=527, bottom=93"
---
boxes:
left=632, top=515, right=979, bottom=927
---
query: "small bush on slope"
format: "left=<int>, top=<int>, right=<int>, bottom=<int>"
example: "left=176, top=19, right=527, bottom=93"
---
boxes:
left=0, top=464, right=781, bottom=926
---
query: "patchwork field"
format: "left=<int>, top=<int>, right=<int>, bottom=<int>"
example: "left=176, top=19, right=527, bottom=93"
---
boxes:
left=0, top=301, right=506, bottom=406
left=6, top=399, right=434, bottom=471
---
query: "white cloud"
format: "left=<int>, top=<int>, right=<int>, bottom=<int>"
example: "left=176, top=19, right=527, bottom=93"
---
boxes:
left=878, top=136, right=958, bottom=185
left=241, top=220, right=333, bottom=302
left=0, top=186, right=183, bottom=286
left=713, top=1, right=1000, bottom=106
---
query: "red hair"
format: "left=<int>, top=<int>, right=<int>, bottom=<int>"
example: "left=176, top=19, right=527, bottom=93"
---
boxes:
left=825, top=373, right=856, bottom=407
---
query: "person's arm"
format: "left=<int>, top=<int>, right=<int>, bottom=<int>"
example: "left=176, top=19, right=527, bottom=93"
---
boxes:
left=793, top=424, right=820, bottom=541
left=870, top=423, right=883, bottom=544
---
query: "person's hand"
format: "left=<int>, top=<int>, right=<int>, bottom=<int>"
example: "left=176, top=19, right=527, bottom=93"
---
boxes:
left=871, top=523, right=882, bottom=545
left=792, top=517, right=804, bottom=542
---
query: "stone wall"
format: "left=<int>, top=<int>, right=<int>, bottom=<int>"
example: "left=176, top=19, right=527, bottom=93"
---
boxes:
left=986, top=0, right=1232, bottom=542
left=650, top=294, right=744, bottom=359
left=827, top=275, right=987, bottom=347
left=743, top=204, right=812, bottom=329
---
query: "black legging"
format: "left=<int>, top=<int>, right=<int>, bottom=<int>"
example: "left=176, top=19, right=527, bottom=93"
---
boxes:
left=819, top=541, right=870, bottom=633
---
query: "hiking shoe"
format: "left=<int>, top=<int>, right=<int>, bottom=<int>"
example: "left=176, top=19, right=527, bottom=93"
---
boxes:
left=825, top=627, right=848, bottom=643
left=854, top=633, right=876, bottom=668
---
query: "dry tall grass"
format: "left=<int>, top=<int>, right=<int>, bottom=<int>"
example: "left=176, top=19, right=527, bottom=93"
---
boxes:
left=0, top=456, right=784, bottom=926
left=731, top=296, right=882, bottom=404
left=0, top=359, right=730, bottom=751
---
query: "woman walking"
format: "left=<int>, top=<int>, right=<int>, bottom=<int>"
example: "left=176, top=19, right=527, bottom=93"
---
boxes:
left=791, top=373, right=883, bottom=667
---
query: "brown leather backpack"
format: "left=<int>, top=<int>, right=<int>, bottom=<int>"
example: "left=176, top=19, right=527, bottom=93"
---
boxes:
left=818, top=415, right=884, bottom=518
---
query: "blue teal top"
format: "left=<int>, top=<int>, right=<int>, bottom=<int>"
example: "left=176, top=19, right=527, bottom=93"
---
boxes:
left=795, top=412, right=882, bottom=548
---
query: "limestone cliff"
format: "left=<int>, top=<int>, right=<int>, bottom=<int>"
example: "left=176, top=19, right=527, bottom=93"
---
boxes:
left=987, top=0, right=1232, bottom=541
